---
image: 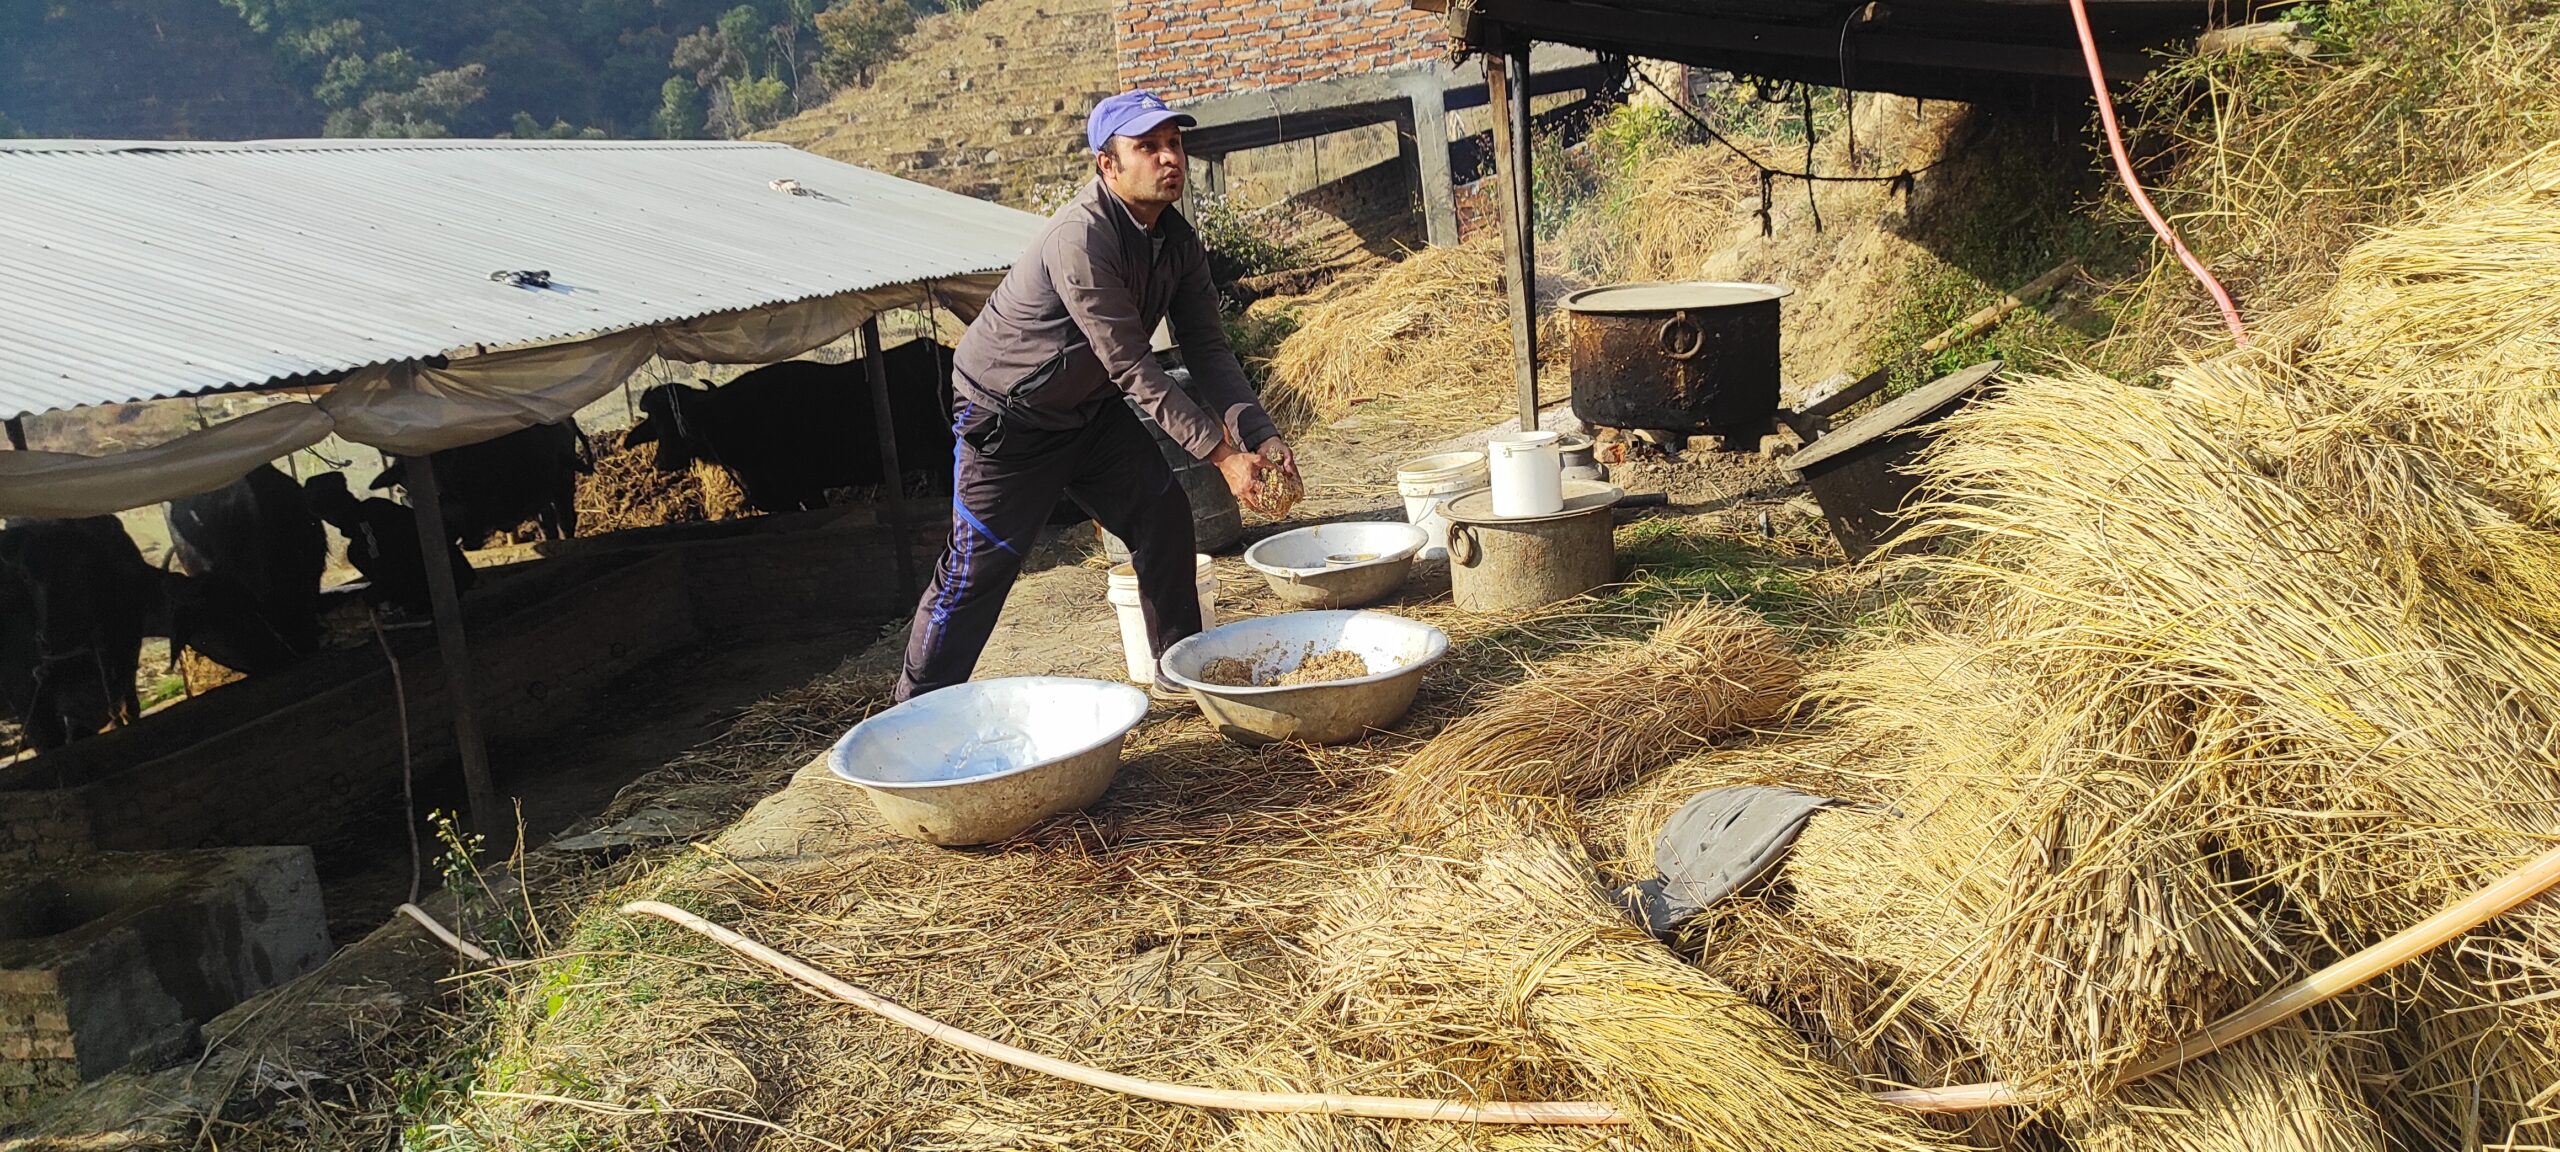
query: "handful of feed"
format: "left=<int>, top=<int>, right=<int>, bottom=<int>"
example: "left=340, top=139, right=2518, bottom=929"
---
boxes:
left=1243, top=461, right=1303, bottom=518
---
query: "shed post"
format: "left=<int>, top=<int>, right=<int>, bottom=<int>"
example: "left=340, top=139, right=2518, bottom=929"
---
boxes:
left=861, top=317, right=920, bottom=603
left=4, top=417, right=24, bottom=450
left=399, top=453, right=503, bottom=848
left=1485, top=30, right=1541, bottom=431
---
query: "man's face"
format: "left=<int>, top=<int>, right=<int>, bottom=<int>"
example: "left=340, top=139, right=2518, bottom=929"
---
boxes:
left=1100, top=121, right=1187, bottom=208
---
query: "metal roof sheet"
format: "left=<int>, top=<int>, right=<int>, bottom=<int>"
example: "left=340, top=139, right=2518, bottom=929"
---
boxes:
left=0, top=139, right=1047, bottom=419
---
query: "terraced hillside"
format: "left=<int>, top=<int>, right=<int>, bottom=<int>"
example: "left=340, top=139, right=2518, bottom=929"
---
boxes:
left=758, top=0, right=1117, bottom=208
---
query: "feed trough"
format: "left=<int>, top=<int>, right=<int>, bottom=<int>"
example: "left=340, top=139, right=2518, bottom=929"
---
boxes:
left=1157, top=610, right=1448, bottom=745
left=1242, top=522, right=1428, bottom=609
left=826, top=677, right=1149, bottom=845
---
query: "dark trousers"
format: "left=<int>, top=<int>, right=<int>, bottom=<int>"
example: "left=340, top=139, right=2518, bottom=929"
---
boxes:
left=894, top=397, right=1201, bottom=701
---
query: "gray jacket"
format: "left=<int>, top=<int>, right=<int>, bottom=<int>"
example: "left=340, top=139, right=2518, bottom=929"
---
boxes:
left=950, top=179, right=1279, bottom=460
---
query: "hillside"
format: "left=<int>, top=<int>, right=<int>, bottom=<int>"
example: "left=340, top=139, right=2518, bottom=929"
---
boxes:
left=757, top=0, right=1116, bottom=207
left=0, top=0, right=314, bottom=138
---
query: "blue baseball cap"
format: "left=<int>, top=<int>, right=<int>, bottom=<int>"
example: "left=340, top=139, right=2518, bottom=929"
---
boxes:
left=1087, top=90, right=1196, bottom=153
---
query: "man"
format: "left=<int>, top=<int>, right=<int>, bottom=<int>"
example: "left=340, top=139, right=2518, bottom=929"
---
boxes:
left=894, top=90, right=1297, bottom=702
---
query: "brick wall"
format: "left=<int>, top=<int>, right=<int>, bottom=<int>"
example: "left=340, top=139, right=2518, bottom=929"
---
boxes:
left=0, top=971, right=77, bottom=1123
left=1116, top=0, right=1442, bottom=102
left=0, top=792, right=93, bottom=868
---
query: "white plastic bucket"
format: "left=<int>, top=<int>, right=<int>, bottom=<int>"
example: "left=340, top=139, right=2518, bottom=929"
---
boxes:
left=1487, top=431, right=1564, bottom=518
left=1106, top=554, right=1218, bottom=684
left=1396, top=451, right=1490, bottom=560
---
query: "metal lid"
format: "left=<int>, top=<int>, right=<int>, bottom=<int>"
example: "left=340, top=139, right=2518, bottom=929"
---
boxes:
left=1444, top=480, right=1623, bottom=525
left=1783, top=361, right=2004, bottom=475
left=1561, top=282, right=1791, bottom=313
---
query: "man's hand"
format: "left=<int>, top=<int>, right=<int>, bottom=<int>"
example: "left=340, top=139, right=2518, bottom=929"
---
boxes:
left=1210, top=440, right=1263, bottom=505
left=1255, top=436, right=1298, bottom=478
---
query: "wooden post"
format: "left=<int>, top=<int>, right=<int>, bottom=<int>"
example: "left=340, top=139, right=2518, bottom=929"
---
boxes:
left=862, top=317, right=920, bottom=604
left=1485, top=31, right=1541, bottom=432
left=3, top=416, right=25, bottom=450
left=400, top=453, right=502, bottom=847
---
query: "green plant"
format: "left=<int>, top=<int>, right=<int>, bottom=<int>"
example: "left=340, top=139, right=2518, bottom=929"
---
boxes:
left=1188, top=191, right=1315, bottom=283
left=813, top=0, right=914, bottom=88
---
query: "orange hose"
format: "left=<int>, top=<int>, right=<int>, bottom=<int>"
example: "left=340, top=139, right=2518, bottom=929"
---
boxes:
left=2067, top=0, right=2250, bottom=346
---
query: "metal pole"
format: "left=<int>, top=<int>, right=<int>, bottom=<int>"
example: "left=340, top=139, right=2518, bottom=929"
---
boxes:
left=1485, top=31, right=1541, bottom=432
left=861, top=318, right=920, bottom=604
left=400, top=453, right=502, bottom=847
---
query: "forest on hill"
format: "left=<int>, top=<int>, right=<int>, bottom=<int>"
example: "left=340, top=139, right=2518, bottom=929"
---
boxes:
left=0, top=0, right=946, bottom=141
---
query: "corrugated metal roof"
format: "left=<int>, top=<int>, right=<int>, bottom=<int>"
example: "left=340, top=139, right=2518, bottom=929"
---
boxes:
left=0, top=139, right=1047, bottom=419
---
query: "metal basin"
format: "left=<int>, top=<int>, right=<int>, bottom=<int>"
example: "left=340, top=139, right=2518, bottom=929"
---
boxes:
left=1243, top=522, right=1427, bottom=609
left=1562, top=281, right=1789, bottom=439
left=1157, top=610, right=1448, bottom=745
left=1784, top=361, right=2001, bottom=560
left=827, top=677, right=1149, bottom=846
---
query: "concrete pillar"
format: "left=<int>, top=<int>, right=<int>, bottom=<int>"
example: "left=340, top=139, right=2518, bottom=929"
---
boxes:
left=1400, top=66, right=1459, bottom=247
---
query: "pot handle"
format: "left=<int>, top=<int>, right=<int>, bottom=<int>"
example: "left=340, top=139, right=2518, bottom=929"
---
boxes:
left=1658, top=312, right=1706, bottom=361
left=1448, top=522, right=1481, bottom=567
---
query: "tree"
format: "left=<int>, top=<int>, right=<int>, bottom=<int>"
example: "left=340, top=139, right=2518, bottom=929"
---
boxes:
left=324, top=63, right=488, bottom=137
left=510, top=111, right=605, bottom=139
left=726, top=73, right=790, bottom=132
left=654, top=76, right=706, bottom=138
left=814, top=0, right=911, bottom=89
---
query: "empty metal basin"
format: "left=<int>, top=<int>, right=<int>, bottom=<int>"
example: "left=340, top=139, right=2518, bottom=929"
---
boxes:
left=828, top=677, right=1150, bottom=845
left=1243, top=521, right=1428, bottom=609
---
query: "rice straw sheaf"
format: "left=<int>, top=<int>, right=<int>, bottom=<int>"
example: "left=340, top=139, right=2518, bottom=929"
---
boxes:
left=1261, top=239, right=1572, bottom=431
left=1311, top=830, right=1963, bottom=1152
left=1713, top=160, right=2560, bottom=1135
left=2063, top=1023, right=2383, bottom=1152
left=1379, top=598, right=1801, bottom=834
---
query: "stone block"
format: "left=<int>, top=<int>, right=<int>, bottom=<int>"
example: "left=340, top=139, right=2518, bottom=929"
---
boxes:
left=0, top=847, right=327, bottom=1123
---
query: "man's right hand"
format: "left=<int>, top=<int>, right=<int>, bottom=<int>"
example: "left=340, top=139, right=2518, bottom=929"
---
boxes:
left=1210, top=440, right=1262, bottom=505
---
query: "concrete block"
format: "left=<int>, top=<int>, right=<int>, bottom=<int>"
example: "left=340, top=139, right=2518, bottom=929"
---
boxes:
left=0, top=847, right=327, bottom=1122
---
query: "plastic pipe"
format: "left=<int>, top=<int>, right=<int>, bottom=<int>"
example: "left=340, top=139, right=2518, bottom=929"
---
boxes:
left=2066, top=0, right=2250, bottom=346
left=621, top=901, right=1627, bottom=1126
left=1877, top=840, right=2560, bottom=1113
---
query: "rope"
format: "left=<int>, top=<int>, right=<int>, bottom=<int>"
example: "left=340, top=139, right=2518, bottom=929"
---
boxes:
left=2064, top=0, right=2249, bottom=345
left=1629, top=69, right=1942, bottom=237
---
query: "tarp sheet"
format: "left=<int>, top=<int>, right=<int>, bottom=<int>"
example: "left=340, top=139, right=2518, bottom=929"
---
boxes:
left=0, top=278, right=995, bottom=519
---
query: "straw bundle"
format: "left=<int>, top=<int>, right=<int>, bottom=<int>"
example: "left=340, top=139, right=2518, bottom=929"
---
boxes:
left=1647, top=147, right=2560, bottom=1140
left=575, top=443, right=753, bottom=532
left=1262, top=240, right=1571, bottom=431
left=1379, top=598, right=1800, bottom=833
left=1312, top=831, right=1960, bottom=1152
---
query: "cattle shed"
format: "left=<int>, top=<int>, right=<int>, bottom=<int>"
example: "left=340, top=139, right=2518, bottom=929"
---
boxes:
left=0, top=138, right=1044, bottom=854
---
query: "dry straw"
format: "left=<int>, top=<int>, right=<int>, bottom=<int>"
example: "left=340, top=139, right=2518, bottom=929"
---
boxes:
left=1311, top=830, right=1960, bottom=1152
left=1598, top=143, right=2560, bottom=1145
left=1262, top=239, right=1572, bottom=432
left=1380, top=598, right=1800, bottom=833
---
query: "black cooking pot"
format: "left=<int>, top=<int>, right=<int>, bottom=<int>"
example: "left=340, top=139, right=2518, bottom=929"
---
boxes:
left=1561, top=282, right=1789, bottom=438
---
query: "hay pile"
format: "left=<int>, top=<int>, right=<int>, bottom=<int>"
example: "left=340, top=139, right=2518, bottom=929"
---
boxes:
left=576, top=443, right=752, bottom=533
left=1583, top=145, right=2560, bottom=1150
left=1261, top=240, right=1572, bottom=432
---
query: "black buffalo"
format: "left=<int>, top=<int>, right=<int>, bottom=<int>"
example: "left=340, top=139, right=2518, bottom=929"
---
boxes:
left=0, top=517, right=294, bottom=750
left=0, top=518, right=157, bottom=749
left=306, top=473, right=475, bottom=617
left=372, top=420, right=593, bottom=548
left=165, top=463, right=325, bottom=662
left=622, top=341, right=955, bottom=514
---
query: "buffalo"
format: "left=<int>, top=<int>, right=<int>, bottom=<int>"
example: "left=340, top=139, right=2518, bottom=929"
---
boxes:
left=371, top=420, right=592, bottom=548
left=0, top=516, right=296, bottom=750
left=165, top=463, right=326, bottom=661
left=305, top=473, right=475, bottom=617
left=622, top=341, right=954, bottom=515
